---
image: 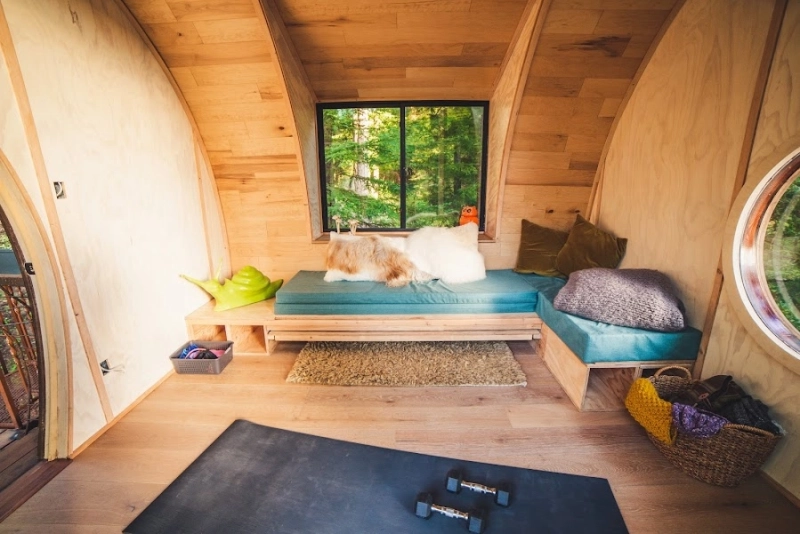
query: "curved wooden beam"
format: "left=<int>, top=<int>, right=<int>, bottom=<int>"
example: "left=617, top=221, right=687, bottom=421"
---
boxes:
left=0, top=149, right=70, bottom=459
left=254, top=0, right=320, bottom=239
left=485, top=0, right=548, bottom=240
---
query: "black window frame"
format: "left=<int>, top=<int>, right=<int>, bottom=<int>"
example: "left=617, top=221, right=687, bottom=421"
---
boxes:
left=316, top=100, right=490, bottom=233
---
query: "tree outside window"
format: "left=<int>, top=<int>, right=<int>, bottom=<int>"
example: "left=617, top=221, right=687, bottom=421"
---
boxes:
left=318, top=102, right=488, bottom=231
left=763, top=174, right=800, bottom=333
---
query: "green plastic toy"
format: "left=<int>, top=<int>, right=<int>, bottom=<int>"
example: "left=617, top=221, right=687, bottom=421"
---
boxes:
left=181, top=265, right=283, bottom=312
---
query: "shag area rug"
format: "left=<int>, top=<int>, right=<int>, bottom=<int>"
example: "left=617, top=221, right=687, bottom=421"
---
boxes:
left=285, top=341, right=527, bottom=386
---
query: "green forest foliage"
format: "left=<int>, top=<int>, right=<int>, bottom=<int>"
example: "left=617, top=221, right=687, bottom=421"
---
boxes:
left=0, top=225, right=10, bottom=249
left=765, top=176, right=800, bottom=331
left=322, top=105, right=484, bottom=230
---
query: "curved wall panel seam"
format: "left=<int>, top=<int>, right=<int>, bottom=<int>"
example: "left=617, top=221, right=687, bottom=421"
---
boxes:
left=487, top=0, right=548, bottom=240
left=113, top=0, right=231, bottom=277
left=586, top=0, right=687, bottom=223
left=255, top=0, right=317, bottom=240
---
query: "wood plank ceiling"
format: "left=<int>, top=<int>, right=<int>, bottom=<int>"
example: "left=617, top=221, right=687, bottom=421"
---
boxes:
left=121, top=0, right=678, bottom=275
left=276, top=0, right=530, bottom=101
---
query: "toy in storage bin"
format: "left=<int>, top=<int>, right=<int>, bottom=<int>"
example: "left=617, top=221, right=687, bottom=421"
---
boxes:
left=170, top=340, right=233, bottom=374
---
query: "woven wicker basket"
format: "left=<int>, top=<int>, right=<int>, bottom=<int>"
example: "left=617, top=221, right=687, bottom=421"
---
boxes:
left=645, top=366, right=783, bottom=487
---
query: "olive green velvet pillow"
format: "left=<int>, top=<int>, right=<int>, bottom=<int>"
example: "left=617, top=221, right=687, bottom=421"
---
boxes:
left=555, top=214, right=627, bottom=276
left=514, top=219, right=569, bottom=277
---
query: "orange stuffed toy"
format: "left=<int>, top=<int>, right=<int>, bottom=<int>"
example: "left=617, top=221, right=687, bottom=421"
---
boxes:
left=459, top=206, right=479, bottom=226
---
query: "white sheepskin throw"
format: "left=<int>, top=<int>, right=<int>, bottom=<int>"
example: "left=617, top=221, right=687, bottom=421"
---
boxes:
left=405, top=222, right=486, bottom=284
left=324, top=232, right=429, bottom=287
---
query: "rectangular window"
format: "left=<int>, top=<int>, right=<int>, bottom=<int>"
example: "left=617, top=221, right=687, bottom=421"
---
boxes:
left=317, top=101, right=488, bottom=232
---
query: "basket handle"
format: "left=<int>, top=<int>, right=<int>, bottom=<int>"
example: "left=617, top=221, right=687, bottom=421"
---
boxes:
left=653, top=365, right=692, bottom=379
left=724, top=423, right=779, bottom=438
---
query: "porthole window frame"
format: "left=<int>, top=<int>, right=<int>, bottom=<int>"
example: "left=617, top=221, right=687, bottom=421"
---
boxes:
left=724, top=147, right=800, bottom=375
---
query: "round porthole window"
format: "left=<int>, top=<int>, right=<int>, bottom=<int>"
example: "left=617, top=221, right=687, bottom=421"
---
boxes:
left=730, top=148, right=800, bottom=367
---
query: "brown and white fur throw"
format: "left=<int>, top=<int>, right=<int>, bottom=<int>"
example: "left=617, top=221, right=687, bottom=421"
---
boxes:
left=325, top=232, right=430, bottom=287
left=325, top=223, right=485, bottom=286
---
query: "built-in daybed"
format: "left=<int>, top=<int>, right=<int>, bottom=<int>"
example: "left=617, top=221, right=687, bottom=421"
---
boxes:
left=185, top=269, right=702, bottom=411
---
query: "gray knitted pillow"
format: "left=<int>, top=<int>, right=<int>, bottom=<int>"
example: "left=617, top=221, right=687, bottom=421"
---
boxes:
left=553, top=268, right=686, bottom=332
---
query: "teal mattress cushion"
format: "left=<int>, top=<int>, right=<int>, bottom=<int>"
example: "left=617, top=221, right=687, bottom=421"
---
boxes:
left=274, top=270, right=562, bottom=315
left=536, top=293, right=701, bottom=364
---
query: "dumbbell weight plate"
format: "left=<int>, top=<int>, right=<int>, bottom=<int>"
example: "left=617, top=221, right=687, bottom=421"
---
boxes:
left=446, top=469, right=463, bottom=493
left=415, top=492, right=433, bottom=518
left=468, top=509, right=486, bottom=534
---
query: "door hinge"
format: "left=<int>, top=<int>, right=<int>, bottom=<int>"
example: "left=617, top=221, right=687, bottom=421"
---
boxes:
left=24, top=262, right=35, bottom=275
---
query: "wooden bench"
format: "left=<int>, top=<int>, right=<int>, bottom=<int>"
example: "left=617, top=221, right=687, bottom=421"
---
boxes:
left=539, top=323, right=695, bottom=411
left=185, top=299, right=543, bottom=356
left=185, top=271, right=702, bottom=413
left=535, top=294, right=700, bottom=411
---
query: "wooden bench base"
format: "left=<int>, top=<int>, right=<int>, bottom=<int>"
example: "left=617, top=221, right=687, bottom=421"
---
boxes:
left=540, top=323, right=694, bottom=411
left=185, top=300, right=543, bottom=355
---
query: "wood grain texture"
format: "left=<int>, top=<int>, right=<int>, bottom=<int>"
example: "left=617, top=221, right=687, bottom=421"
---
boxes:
left=3, top=341, right=799, bottom=532
left=594, top=0, right=775, bottom=329
left=123, top=0, right=327, bottom=277
left=258, top=0, right=318, bottom=238
left=540, top=324, right=589, bottom=409
left=277, top=0, right=530, bottom=101
left=185, top=300, right=543, bottom=348
left=491, top=0, right=676, bottom=268
left=2, top=0, right=227, bottom=450
left=706, top=0, right=800, bottom=501
left=485, top=0, right=547, bottom=239
left=122, top=0, right=684, bottom=275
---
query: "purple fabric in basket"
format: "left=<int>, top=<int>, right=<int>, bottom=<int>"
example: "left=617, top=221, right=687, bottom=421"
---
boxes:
left=672, top=403, right=728, bottom=438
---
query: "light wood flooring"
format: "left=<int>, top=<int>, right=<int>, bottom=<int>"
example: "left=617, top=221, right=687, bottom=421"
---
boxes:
left=0, top=341, right=798, bottom=533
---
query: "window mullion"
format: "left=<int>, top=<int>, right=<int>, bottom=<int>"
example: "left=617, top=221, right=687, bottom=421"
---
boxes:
left=400, top=105, right=407, bottom=230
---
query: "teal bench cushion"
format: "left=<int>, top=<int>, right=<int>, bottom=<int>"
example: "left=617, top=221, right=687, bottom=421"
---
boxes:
left=274, top=269, right=563, bottom=315
left=535, top=292, right=701, bottom=364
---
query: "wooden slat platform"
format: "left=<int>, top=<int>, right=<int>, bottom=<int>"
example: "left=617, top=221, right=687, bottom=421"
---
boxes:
left=185, top=300, right=543, bottom=355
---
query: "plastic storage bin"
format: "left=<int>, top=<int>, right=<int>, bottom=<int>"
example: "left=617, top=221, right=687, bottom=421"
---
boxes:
left=169, top=340, right=233, bottom=374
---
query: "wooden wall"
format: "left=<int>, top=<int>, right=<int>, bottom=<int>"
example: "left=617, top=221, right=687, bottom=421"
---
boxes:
left=123, top=0, right=682, bottom=275
left=124, top=0, right=322, bottom=280
left=0, top=0, right=223, bottom=451
left=488, top=0, right=678, bottom=266
left=277, top=0, right=529, bottom=101
left=593, top=0, right=775, bottom=329
left=705, top=0, right=800, bottom=501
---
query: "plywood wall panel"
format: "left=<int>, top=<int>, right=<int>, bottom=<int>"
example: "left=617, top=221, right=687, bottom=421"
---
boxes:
left=705, top=0, right=800, bottom=500
left=493, top=0, right=675, bottom=269
left=595, top=0, right=774, bottom=328
left=2, top=0, right=223, bottom=449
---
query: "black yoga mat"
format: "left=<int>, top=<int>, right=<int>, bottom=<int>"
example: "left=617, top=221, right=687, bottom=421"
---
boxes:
left=125, top=420, right=628, bottom=534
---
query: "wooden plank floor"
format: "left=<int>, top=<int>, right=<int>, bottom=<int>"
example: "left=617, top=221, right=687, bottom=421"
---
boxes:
left=0, top=341, right=798, bottom=533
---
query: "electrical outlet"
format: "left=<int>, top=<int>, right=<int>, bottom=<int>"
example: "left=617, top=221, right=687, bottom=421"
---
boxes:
left=100, top=360, right=110, bottom=375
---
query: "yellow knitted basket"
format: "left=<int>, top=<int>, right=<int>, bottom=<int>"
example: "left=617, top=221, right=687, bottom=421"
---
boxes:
left=624, top=378, right=675, bottom=444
